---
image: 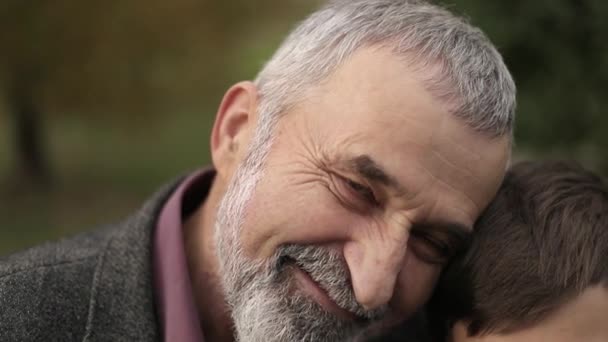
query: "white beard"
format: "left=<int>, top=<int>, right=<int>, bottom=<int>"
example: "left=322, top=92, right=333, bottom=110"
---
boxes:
left=213, top=150, right=386, bottom=342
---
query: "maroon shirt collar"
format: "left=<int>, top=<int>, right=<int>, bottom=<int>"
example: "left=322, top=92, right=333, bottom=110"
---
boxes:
left=153, top=169, right=215, bottom=342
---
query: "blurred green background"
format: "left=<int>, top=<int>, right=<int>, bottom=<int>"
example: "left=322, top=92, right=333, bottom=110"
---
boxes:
left=1, top=0, right=607, bottom=255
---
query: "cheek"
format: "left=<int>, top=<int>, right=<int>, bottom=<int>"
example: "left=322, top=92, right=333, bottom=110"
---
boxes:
left=394, top=254, right=441, bottom=316
left=237, top=177, right=359, bottom=259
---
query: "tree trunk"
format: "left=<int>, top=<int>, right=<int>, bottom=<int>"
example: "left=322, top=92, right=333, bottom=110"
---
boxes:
left=9, top=73, right=51, bottom=188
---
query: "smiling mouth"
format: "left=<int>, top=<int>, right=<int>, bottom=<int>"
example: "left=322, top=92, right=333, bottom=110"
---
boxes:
left=281, top=257, right=363, bottom=322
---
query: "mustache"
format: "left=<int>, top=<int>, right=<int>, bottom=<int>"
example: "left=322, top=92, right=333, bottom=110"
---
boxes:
left=276, top=244, right=388, bottom=322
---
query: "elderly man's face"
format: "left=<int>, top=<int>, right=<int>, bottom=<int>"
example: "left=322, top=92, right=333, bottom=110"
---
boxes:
left=213, top=47, right=510, bottom=341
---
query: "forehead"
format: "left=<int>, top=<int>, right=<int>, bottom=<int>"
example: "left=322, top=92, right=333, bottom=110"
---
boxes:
left=308, top=46, right=443, bottom=130
left=285, top=46, right=509, bottom=223
left=452, top=286, right=608, bottom=342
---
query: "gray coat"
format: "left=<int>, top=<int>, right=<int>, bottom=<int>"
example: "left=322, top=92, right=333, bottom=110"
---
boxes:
left=0, top=181, right=180, bottom=342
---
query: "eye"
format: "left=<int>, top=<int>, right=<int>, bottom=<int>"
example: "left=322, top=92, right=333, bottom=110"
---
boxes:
left=409, top=230, right=454, bottom=265
left=343, top=178, right=378, bottom=206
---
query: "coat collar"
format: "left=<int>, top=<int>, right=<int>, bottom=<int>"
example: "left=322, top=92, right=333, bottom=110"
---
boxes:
left=83, top=178, right=184, bottom=341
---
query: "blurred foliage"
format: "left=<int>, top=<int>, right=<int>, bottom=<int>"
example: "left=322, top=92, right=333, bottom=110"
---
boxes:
left=0, top=0, right=321, bottom=253
left=0, top=0, right=320, bottom=114
left=444, top=0, right=608, bottom=172
left=0, top=0, right=606, bottom=253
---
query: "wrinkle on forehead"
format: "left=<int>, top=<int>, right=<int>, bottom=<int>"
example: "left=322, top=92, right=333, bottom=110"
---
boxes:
left=426, top=114, right=509, bottom=204
left=271, top=45, right=508, bottom=221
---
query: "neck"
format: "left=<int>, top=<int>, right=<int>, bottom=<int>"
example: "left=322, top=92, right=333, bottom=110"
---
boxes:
left=184, top=178, right=235, bottom=342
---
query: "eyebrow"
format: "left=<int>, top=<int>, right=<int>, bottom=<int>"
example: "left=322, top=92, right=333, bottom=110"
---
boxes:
left=345, top=154, right=473, bottom=239
left=346, top=154, right=407, bottom=194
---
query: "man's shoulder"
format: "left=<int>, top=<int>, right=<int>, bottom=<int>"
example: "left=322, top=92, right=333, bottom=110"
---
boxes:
left=0, top=226, right=118, bottom=341
left=0, top=226, right=114, bottom=276
left=0, top=176, right=186, bottom=341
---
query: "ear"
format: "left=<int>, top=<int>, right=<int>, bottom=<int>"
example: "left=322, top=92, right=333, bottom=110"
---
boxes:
left=210, top=81, right=259, bottom=181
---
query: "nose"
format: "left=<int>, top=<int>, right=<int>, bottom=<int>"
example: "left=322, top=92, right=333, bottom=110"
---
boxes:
left=343, top=223, right=409, bottom=310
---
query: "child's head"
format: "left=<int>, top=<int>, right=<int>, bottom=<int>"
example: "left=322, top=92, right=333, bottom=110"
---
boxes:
left=431, top=161, right=608, bottom=342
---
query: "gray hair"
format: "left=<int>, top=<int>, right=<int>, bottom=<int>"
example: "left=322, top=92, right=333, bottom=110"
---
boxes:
left=252, top=0, right=516, bottom=146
